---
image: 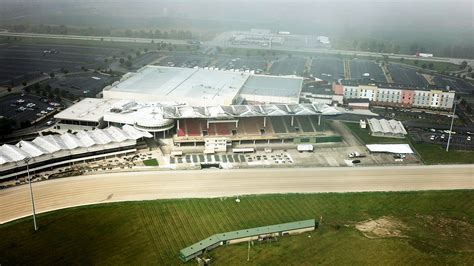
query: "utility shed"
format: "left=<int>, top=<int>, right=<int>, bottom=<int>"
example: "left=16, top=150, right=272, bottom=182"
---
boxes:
left=179, top=219, right=315, bottom=262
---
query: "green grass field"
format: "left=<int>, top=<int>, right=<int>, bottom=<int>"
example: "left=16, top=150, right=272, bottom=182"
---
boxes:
left=143, top=158, right=159, bottom=166
left=0, top=191, right=473, bottom=265
left=344, top=122, right=474, bottom=164
left=344, top=122, right=408, bottom=144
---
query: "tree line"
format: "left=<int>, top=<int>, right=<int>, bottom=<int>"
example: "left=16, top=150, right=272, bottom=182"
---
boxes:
left=337, top=38, right=474, bottom=59
left=3, top=24, right=194, bottom=40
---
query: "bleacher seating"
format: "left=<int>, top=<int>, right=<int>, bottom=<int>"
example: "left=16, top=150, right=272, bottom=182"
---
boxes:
left=177, top=127, right=186, bottom=137
left=186, top=119, right=201, bottom=136
left=208, top=124, right=217, bottom=136
left=176, top=116, right=323, bottom=138
left=236, top=118, right=261, bottom=135
left=215, top=123, right=231, bottom=135
left=264, top=118, right=274, bottom=134
left=297, top=116, right=315, bottom=132
left=270, top=117, right=287, bottom=133
left=283, top=117, right=296, bottom=133
left=310, top=116, right=324, bottom=131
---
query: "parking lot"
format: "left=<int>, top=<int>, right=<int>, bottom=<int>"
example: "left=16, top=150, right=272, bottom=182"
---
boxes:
left=0, top=94, right=57, bottom=128
left=0, top=43, right=126, bottom=86
left=432, top=75, right=474, bottom=94
left=349, top=59, right=386, bottom=82
left=158, top=54, right=212, bottom=68
left=410, top=129, right=473, bottom=149
left=216, top=57, right=268, bottom=72
left=47, top=72, right=116, bottom=98
left=310, top=56, right=344, bottom=82
left=132, top=51, right=163, bottom=69
left=269, top=57, right=306, bottom=76
left=388, top=63, right=429, bottom=87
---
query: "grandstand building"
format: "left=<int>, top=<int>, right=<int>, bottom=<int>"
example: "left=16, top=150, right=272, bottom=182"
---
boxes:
left=0, top=125, right=151, bottom=179
left=55, top=66, right=341, bottom=152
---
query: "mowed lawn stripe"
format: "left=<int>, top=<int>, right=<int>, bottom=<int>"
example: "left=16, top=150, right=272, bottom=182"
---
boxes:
left=1, top=192, right=473, bottom=265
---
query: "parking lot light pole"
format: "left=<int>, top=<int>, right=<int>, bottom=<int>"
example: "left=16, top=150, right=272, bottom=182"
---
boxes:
left=23, top=156, right=38, bottom=231
left=446, top=101, right=457, bottom=152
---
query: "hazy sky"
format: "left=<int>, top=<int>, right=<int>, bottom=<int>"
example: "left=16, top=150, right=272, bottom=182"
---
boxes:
left=0, top=0, right=472, bottom=38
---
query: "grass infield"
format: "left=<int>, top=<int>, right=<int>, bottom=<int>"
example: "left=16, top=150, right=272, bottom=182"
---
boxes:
left=0, top=191, right=473, bottom=265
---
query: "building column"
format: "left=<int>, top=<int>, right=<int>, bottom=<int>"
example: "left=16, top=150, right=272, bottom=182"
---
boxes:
left=263, top=117, right=267, bottom=127
left=267, top=139, right=270, bottom=144
left=163, top=131, right=165, bottom=138
left=177, top=119, right=180, bottom=130
left=207, top=120, right=209, bottom=129
left=236, top=120, right=239, bottom=128
left=291, top=116, right=294, bottom=126
left=318, top=115, right=321, bottom=126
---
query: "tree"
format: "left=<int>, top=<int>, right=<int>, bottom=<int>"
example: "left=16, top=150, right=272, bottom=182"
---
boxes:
left=49, top=72, right=55, bottom=78
left=7, top=87, right=11, bottom=92
left=421, top=63, right=427, bottom=69
left=0, top=117, right=15, bottom=135
left=22, top=81, right=27, bottom=86
left=400, top=57, right=405, bottom=62
left=125, top=60, right=132, bottom=68
left=414, top=60, right=419, bottom=65
left=460, top=61, right=468, bottom=69
left=24, top=86, right=31, bottom=93
left=119, top=58, right=125, bottom=64
left=468, top=67, right=472, bottom=73
left=428, top=63, right=434, bottom=69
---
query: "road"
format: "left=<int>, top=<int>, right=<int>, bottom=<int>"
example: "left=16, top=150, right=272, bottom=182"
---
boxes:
left=1, top=165, right=473, bottom=224
left=1, top=31, right=473, bottom=66
left=0, top=32, right=188, bottom=46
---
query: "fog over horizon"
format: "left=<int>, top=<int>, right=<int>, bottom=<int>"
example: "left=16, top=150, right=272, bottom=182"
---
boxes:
left=0, top=0, right=472, bottom=47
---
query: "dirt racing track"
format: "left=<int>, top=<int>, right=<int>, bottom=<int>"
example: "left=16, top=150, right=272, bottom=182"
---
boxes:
left=1, top=165, right=473, bottom=224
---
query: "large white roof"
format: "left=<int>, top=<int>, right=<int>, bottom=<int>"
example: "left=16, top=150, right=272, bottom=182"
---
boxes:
left=103, top=66, right=250, bottom=106
left=0, top=127, right=151, bottom=166
left=54, top=98, right=121, bottom=122
left=240, top=75, right=303, bottom=98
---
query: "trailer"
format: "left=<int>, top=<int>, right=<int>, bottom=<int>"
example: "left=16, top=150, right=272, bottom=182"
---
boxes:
left=232, top=148, right=255, bottom=153
left=348, top=152, right=366, bottom=158
left=416, top=53, right=433, bottom=58
left=297, top=144, right=314, bottom=153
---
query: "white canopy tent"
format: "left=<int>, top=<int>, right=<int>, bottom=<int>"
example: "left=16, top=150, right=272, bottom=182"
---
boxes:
left=366, top=144, right=414, bottom=154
